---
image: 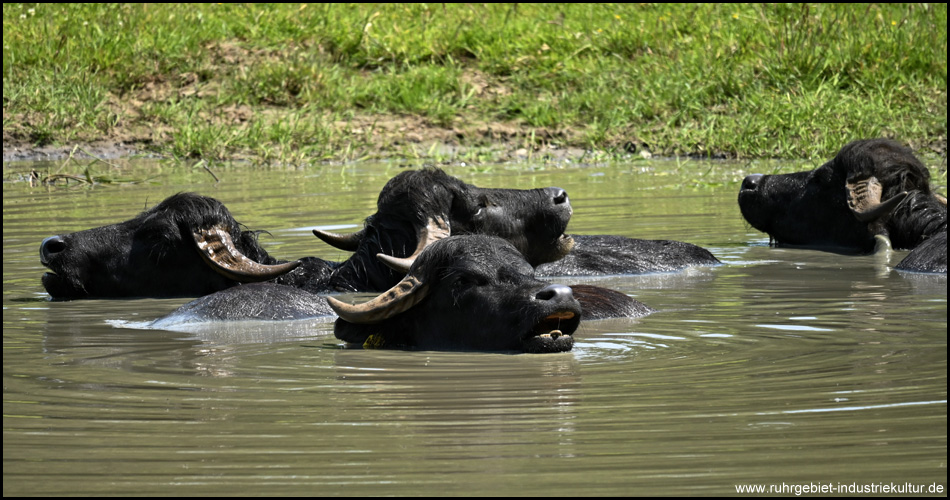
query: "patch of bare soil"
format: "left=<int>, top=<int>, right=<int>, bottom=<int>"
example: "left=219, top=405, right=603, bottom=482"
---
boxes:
left=2, top=106, right=611, bottom=164
left=2, top=54, right=637, bottom=163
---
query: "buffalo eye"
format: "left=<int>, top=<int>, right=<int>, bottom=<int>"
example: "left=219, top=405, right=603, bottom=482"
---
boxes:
left=452, top=271, right=489, bottom=290
left=474, top=196, right=496, bottom=217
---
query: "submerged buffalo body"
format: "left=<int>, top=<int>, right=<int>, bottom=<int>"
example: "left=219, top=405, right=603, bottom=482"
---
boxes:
left=328, top=235, right=651, bottom=353
left=155, top=235, right=652, bottom=351
left=537, top=234, right=719, bottom=276
left=39, top=168, right=574, bottom=299
left=738, top=138, right=947, bottom=273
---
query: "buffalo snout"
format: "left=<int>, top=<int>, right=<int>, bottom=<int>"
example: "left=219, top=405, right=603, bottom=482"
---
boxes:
left=39, top=235, right=66, bottom=265
left=547, top=187, right=570, bottom=206
left=740, top=173, right=763, bottom=192
left=535, top=283, right=574, bottom=303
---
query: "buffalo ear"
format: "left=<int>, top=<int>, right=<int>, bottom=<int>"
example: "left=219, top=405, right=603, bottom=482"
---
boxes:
left=846, top=176, right=909, bottom=223
left=193, top=226, right=300, bottom=282
left=327, top=275, right=430, bottom=324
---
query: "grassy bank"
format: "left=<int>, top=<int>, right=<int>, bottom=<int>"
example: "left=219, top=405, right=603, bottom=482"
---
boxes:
left=3, top=3, right=947, bottom=164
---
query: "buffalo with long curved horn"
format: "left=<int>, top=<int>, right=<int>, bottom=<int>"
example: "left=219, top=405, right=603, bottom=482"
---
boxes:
left=194, top=226, right=301, bottom=282
left=328, top=235, right=586, bottom=353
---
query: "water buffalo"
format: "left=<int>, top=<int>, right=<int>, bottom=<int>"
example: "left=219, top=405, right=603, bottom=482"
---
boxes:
left=39, top=168, right=574, bottom=299
left=317, top=174, right=721, bottom=277
left=39, top=193, right=323, bottom=299
left=157, top=235, right=652, bottom=348
left=738, top=138, right=947, bottom=273
left=329, top=235, right=652, bottom=353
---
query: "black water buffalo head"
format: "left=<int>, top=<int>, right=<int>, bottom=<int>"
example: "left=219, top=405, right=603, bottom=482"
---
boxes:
left=328, top=235, right=582, bottom=353
left=316, top=167, right=575, bottom=291
left=40, top=193, right=305, bottom=299
left=39, top=168, right=574, bottom=300
left=738, top=138, right=947, bottom=254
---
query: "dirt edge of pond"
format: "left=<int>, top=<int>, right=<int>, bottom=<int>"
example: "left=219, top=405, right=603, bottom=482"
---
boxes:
left=4, top=105, right=947, bottom=165
left=2, top=114, right=653, bottom=165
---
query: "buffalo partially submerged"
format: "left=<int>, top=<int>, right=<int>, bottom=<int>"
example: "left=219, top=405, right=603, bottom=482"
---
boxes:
left=155, top=235, right=652, bottom=352
left=328, top=235, right=652, bottom=353
left=39, top=193, right=323, bottom=299
left=738, top=138, right=947, bottom=273
left=317, top=174, right=720, bottom=277
left=316, top=168, right=575, bottom=292
left=39, top=168, right=574, bottom=299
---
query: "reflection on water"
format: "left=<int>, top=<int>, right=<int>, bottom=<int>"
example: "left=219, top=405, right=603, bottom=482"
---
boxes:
left=3, top=159, right=946, bottom=496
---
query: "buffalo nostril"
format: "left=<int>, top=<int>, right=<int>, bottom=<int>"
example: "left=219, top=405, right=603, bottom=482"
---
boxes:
left=548, top=187, right=569, bottom=206
left=741, top=174, right=764, bottom=191
left=535, top=283, right=574, bottom=302
left=40, top=235, right=66, bottom=264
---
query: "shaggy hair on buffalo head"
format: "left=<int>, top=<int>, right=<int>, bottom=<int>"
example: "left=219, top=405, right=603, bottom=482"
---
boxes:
left=738, top=138, right=946, bottom=261
left=329, top=235, right=584, bottom=353
left=323, top=167, right=575, bottom=292
left=39, top=193, right=304, bottom=299
left=328, top=234, right=654, bottom=352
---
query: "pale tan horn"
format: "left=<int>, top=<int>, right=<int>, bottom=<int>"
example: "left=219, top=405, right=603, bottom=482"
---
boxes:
left=194, top=226, right=300, bottom=282
left=326, top=276, right=430, bottom=324
left=935, top=193, right=948, bottom=206
left=312, top=227, right=366, bottom=251
left=375, top=216, right=451, bottom=272
left=846, top=176, right=909, bottom=223
left=377, top=253, right=412, bottom=274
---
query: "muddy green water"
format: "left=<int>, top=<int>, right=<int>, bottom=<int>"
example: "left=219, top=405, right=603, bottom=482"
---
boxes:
left=3, top=159, right=946, bottom=496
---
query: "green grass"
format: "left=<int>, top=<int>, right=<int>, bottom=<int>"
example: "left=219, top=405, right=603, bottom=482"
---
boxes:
left=3, top=3, right=947, bottom=163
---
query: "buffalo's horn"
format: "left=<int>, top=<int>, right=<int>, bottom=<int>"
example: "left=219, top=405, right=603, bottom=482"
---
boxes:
left=194, top=226, right=301, bottom=282
left=873, top=234, right=893, bottom=254
left=312, top=227, right=366, bottom=251
left=375, top=215, right=451, bottom=272
left=846, top=176, right=909, bottom=223
left=327, top=276, right=430, bottom=324
left=936, top=193, right=948, bottom=206
left=377, top=253, right=412, bottom=274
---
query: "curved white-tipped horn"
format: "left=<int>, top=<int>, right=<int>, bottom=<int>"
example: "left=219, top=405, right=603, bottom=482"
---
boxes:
left=194, top=226, right=300, bottom=282
left=312, top=227, right=366, bottom=251
left=377, top=253, right=412, bottom=274
left=873, top=234, right=893, bottom=254
left=408, top=215, right=451, bottom=258
left=847, top=176, right=909, bottom=223
left=327, top=276, right=430, bottom=324
left=375, top=215, right=451, bottom=272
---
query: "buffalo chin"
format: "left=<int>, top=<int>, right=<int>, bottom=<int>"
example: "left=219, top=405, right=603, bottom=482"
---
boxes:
left=41, top=271, right=75, bottom=299
left=522, top=310, right=579, bottom=353
left=532, top=234, right=575, bottom=266
left=522, top=332, right=574, bottom=353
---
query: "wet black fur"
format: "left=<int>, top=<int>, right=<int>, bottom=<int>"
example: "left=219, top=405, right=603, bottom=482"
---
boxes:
left=39, top=193, right=332, bottom=299
left=738, top=138, right=946, bottom=273
left=40, top=168, right=573, bottom=299
left=332, top=235, right=651, bottom=352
